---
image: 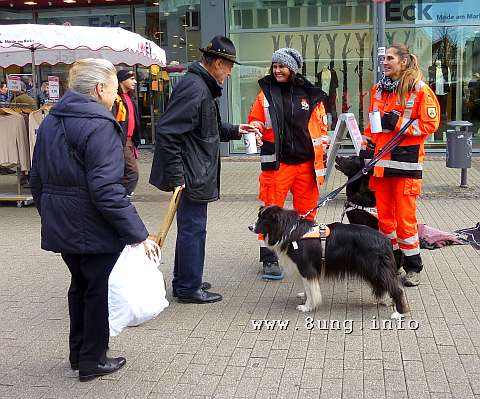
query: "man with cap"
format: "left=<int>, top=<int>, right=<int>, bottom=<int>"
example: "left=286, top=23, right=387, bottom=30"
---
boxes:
left=112, top=70, right=141, bottom=196
left=248, top=48, right=329, bottom=280
left=150, top=35, right=259, bottom=304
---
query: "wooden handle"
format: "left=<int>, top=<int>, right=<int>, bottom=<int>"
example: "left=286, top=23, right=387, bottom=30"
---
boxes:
left=155, top=186, right=183, bottom=248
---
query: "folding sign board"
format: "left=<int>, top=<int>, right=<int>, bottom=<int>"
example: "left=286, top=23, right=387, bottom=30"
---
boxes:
left=323, top=113, right=363, bottom=187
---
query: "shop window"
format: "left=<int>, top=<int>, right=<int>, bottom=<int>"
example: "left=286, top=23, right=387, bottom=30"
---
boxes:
left=289, top=7, right=301, bottom=28
left=307, top=6, right=318, bottom=26
left=242, top=9, right=254, bottom=29
left=339, top=6, right=352, bottom=24
left=257, top=9, right=269, bottom=28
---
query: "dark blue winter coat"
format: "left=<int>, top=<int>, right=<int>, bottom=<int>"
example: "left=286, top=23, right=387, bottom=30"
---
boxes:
left=29, top=90, right=148, bottom=254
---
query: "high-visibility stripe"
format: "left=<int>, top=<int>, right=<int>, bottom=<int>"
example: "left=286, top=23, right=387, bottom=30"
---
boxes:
left=381, top=230, right=397, bottom=239
left=401, top=247, right=420, bottom=256
left=376, top=159, right=423, bottom=171
left=393, top=243, right=399, bottom=250
left=259, top=240, right=267, bottom=247
left=312, top=138, right=323, bottom=146
left=397, top=234, right=419, bottom=245
left=260, top=154, right=276, bottom=163
left=411, top=120, right=422, bottom=136
left=315, top=168, right=326, bottom=177
left=263, top=97, right=272, bottom=129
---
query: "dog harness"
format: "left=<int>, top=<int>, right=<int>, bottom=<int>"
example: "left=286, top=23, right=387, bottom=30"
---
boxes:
left=291, top=224, right=330, bottom=267
left=340, top=200, right=378, bottom=223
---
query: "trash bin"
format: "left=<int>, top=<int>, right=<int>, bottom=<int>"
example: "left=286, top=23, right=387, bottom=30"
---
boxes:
left=446, top=121, right=473, bottom=169
left=445, top=121, right=473, bottom=187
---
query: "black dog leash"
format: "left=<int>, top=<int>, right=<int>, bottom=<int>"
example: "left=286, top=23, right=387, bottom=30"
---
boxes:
left=300, top=118, right=416, bottom=219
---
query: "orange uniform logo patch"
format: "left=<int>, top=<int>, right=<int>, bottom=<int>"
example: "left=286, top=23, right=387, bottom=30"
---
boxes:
left=427, top=107, right=437, bottom=118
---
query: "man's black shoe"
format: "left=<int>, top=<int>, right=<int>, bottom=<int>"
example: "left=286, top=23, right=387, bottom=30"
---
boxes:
left=172, top=282, right=212, bottom=297
left=79, top=357, right=126, bottom=382
left=177, top=289, right=222, bottom=304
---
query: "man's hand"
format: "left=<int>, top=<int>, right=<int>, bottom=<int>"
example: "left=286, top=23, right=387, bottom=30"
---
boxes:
left=238, top=123, right=256, bottom=135
left=239, top=124, right=263, bottom=147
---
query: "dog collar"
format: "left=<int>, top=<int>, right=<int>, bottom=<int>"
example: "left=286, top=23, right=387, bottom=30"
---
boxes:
left=341, top=200, right=378, bottom=222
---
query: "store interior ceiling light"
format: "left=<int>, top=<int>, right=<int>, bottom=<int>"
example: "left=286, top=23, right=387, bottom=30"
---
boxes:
left=152, top=2, right=158, bottom=4
left=63, top=0, right=76, bottom=3
left=24, top=1, right=37, bottom=4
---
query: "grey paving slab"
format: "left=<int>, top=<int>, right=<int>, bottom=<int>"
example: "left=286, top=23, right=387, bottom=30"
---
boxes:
left=1, top=155, right=480, bottom=398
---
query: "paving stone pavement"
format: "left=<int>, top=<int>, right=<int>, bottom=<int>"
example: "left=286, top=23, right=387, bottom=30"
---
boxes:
left=1, top=153, right=480, bottom=399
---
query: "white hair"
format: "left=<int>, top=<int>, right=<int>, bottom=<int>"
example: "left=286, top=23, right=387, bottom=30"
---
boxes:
left=68, top=58, right=117, bottom=96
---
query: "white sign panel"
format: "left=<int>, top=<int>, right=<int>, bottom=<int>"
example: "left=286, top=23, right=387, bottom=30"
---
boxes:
left=6, top=75, right=21, bottom=92
left=48, top=76, right=60, bottom=99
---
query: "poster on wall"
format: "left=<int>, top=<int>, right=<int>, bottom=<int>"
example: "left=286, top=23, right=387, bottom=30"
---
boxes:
left=48, top=76, right=60, bottom=99
left=6, top=75, right=22, bottom=92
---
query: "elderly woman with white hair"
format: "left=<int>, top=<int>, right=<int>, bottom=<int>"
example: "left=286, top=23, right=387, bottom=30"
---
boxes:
left=248, top=48, right=329, bottom=280
left=29, top=58, right=149, bottom=382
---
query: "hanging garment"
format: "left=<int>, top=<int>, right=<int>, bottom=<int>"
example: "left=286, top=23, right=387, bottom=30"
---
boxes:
left=28, top=109, right=46, bottom=166
left=0, top=113, right=30, bottom=171
left=321, top=68, right=331, bottom=94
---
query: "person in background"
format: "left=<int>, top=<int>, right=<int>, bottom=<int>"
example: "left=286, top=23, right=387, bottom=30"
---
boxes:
left=29, top=58, right=149, bottom=382
left=0, top=82, right=12, bottom=103
left=248, top=48, right=328, bottom=280
left=363, top=43, right=440, bottom=286
left=38, top=81, right=49, bottom=105
left=112, top=70, right=141, bottom=197
left=150, top=36, right=259, bottom=304
left=25, top=76, right=34, bottom=97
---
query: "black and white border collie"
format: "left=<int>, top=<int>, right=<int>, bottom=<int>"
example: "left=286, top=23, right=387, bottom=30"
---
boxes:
left=249, top=206, right=408, bottom=317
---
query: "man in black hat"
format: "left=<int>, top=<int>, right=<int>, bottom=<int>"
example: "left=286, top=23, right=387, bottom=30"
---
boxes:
left=112, top=70, right=141, bottom=196
left=150, top=35, right=260, bottom=304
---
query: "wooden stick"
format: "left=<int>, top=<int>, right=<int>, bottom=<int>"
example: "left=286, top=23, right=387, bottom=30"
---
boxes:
left=154, top=186, right=183, bottom=248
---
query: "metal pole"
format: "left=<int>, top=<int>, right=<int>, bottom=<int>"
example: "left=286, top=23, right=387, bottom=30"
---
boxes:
left=376, top=1, right=386, bottom=82
left=31, top=47, right=38, bottom=107
left=460, top=168, right=468, bottom=188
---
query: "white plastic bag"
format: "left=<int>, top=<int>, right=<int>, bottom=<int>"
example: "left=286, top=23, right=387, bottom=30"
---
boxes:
left=108, top=240, right=169, bottom=336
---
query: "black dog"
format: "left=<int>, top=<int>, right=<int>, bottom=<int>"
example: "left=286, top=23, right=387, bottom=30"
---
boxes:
left=249, top=206, right=408, bottom=317
left=335, top=155, right=378, bottom=230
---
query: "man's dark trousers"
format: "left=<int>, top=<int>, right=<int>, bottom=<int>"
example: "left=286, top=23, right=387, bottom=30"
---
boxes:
left=61, top=253, right=119, bottom=371
left=172, top=195, right=208, bottom=296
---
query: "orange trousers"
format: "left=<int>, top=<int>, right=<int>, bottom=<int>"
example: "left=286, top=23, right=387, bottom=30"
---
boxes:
left=259, top=161, right=319, bottom=218
left=370, top=176, right=421, bottom=257
left=258, top=161, right=319, bottom=262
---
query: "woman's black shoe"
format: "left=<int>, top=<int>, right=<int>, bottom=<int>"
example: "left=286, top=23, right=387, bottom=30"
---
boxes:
left=79, top=357, right=126, bottom=382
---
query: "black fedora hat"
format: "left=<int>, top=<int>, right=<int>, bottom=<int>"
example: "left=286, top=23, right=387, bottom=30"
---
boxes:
left=199, top=35, right=241, bottom=65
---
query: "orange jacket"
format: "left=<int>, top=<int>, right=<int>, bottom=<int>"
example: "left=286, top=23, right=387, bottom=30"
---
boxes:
left=364, top=80, right=440, bottom=178
left=248, top=86, right=328, bottom=187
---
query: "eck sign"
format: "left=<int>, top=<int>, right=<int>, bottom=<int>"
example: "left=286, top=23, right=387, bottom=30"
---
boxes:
left=386, top=0, right=479, bottom=24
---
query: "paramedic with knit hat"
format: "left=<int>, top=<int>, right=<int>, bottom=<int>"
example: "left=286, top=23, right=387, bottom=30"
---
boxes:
left=248, top=48, right=329, bottom=280
left=112, top=69, right=141, bottom=196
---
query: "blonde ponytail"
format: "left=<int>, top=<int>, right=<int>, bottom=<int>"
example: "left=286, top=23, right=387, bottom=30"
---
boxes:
left=389, top=44, right=423, bottom=107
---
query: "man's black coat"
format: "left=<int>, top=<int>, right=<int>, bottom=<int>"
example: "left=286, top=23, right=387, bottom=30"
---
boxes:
left=149, top=61, right=241, bottom=202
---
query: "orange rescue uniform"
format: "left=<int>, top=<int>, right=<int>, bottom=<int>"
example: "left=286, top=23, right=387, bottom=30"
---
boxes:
left=364, top=80, right=440, bottom=263
left=248, top=90, right=328, bottom=219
